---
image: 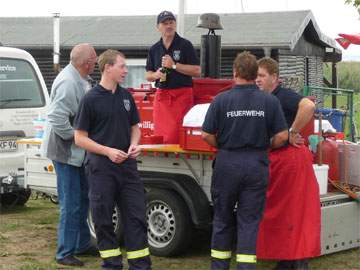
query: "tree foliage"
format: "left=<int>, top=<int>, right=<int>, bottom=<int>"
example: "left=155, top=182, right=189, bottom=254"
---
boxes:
left=345, top=0, right=360, bottom=13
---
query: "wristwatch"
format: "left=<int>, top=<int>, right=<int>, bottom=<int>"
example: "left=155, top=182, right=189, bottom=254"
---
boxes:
left=289, top=127, right=299, bottom=134
left=172, top=64, right=177, bottom=70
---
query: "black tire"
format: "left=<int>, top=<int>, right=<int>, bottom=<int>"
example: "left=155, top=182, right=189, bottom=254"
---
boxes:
left=50, top=195, right=59, bottom=204
left=1, top=189, right=31, bottom=206
left=146, top=188, right=192, bottom=257
left=87, top=203, right=124, bottom=245
left=16, top=189, right=32, bottom=205
left=1, top=193, right=18, bottom=207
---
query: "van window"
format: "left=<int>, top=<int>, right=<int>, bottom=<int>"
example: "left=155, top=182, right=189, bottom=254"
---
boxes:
left=122, top=59, right=148, bottom=88
left=0, top=58, right=45, bottom=109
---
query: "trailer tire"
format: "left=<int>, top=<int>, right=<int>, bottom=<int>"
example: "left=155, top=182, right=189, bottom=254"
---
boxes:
left=87, top=203, right=124, bottom=245
left=16, top=189, right=32, bottom=205
left=0, top=189, right=31, bottom=206
left=50, top=195, right=59, bottom=204
left=146, top=188, right=192, bottom=256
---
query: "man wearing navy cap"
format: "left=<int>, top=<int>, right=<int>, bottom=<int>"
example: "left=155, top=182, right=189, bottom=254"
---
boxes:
left=145, top=10, right=201, bottom=144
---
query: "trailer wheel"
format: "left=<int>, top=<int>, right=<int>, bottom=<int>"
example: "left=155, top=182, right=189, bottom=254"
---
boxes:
left=1, top=189, right=31, bottom=206
left=15, top=189, right=32, bottom=205
left=50, top=195, right=59, bottom=204
left=146, top=188, right=192, bottom=256
left=87, top=203, right=124, bottom=244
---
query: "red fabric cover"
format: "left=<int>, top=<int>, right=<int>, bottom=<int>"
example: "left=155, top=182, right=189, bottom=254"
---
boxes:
left=257, top=145, right=321, bottom=259
left=153, top=87, right=194, bottom=144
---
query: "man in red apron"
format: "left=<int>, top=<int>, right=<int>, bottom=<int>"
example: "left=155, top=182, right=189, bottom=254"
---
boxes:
left=145, top=11, right=201, bottom=144
left=255, top=57, right=321, bottom=270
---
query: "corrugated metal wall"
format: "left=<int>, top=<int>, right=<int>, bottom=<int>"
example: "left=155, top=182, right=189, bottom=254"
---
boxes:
left=30, top=48, right=323, bottom=94
left=278, top=55, right=305, bottom=92
left=308, top=56, right=323, bottom=86
left=278, top=55, right=323, bottom=93
left=308, top=56, right=324, bottom=105
left=220, top=49, right=267, bottom=79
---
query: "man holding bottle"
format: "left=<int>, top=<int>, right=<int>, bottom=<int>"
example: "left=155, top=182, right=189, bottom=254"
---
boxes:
left=145, top=10, right=201, bottom=144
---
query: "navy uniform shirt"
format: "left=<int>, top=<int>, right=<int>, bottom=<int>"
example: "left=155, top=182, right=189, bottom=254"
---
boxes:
left=74, top=84, right=140, bottom=162
left=146, top=32, right=199, bottom=89
left=202, top=84, right=287, bottom=150
left=272, top=85, right=303, bottom=127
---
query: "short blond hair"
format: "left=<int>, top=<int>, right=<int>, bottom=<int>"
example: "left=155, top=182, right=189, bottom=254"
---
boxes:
left=98, top=49, right=125, bottom=73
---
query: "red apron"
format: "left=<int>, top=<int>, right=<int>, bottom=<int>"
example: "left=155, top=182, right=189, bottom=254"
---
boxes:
left=257, top=145, right=321, bottom=259
left=153, top=87, right=194, bottom=144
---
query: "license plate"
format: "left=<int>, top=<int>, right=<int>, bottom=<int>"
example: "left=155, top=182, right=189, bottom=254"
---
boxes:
left=0, top=139, right=18, bottom=152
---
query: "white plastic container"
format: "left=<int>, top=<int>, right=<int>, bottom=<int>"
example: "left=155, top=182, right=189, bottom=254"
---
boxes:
left=313, top=164, right=329, bottom=195
left=182, top=103, right=210, bottom=127
left=33, top=118, right=46, bottom=138
left=337, top=141, right=360, bottom=187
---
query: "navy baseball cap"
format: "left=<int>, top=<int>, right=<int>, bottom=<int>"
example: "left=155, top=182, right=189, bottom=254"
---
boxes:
left=157, top=11, right=176, bottom=24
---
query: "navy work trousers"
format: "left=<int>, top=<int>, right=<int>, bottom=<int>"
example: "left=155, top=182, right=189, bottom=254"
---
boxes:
left=86, top=157, right=151, bottom=270
left=210, top=150, right=269, bottom=270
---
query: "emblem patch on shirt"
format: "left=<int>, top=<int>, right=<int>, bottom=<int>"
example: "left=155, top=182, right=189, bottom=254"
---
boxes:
left=173, top=50, right=181, bottom=61
left=123, top=99, right=131, bottom=111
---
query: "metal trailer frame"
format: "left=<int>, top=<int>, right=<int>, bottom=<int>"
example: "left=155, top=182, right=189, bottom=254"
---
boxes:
left=320, top=193, right=360, bottom=254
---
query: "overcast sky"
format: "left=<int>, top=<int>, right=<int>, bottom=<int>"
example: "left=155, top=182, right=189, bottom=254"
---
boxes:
left=1, top=0, right=359, bottom=60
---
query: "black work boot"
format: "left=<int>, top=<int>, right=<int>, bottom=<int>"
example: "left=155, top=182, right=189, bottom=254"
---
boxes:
left=56, top=255, right=84, bottom=267
left=293, top=259, right=309, bottom=270
left=75, top=245, right=99, bottom=256
left=274, top=260, right=294, bottom=270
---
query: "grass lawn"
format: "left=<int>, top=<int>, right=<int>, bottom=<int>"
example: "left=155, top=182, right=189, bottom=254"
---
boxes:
left=0, top=198, right=359, bottom=270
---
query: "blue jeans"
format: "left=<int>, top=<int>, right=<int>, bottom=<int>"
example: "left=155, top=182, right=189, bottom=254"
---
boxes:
left=53, top=161, right=91, bottom=260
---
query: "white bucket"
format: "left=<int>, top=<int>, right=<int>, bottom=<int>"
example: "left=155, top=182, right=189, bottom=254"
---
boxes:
left=313, top=164, right=329, bottom=195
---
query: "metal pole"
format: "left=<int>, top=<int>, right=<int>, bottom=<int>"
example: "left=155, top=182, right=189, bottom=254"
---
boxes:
left=331, top=62, right=337, bottom=108
left=53, top=13, right=60, bottom=74
left=177, top=0, right=185, bottom=37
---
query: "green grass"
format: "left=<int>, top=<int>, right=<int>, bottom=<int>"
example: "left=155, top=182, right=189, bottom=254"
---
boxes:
left=323, top=61, right=360, bottom=141
left=0, top=198, right=359, bottom=270
left=324, top=61, right=360, bottom=93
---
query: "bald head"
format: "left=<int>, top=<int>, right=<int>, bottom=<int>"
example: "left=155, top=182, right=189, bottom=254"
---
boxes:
left=70, top=43, right=97, bottom=77
left=70, top=43, right=96, bottom=66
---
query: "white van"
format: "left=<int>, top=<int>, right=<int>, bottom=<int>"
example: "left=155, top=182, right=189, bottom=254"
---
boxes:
left=0, top=47, right=49, bottom=206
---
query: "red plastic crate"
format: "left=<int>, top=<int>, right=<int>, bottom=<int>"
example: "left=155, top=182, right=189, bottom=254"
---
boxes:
left=140, top=135, right=163, bottom=145
left=133, top=91, right=156, bottom=137
left=179, top=127, right=217, bottom=152
left=192, top=78, right=233, bottom=105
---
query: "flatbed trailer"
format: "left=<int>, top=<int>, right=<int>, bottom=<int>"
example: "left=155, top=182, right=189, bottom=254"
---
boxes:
left=19, top=139, right=360, bottom=257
